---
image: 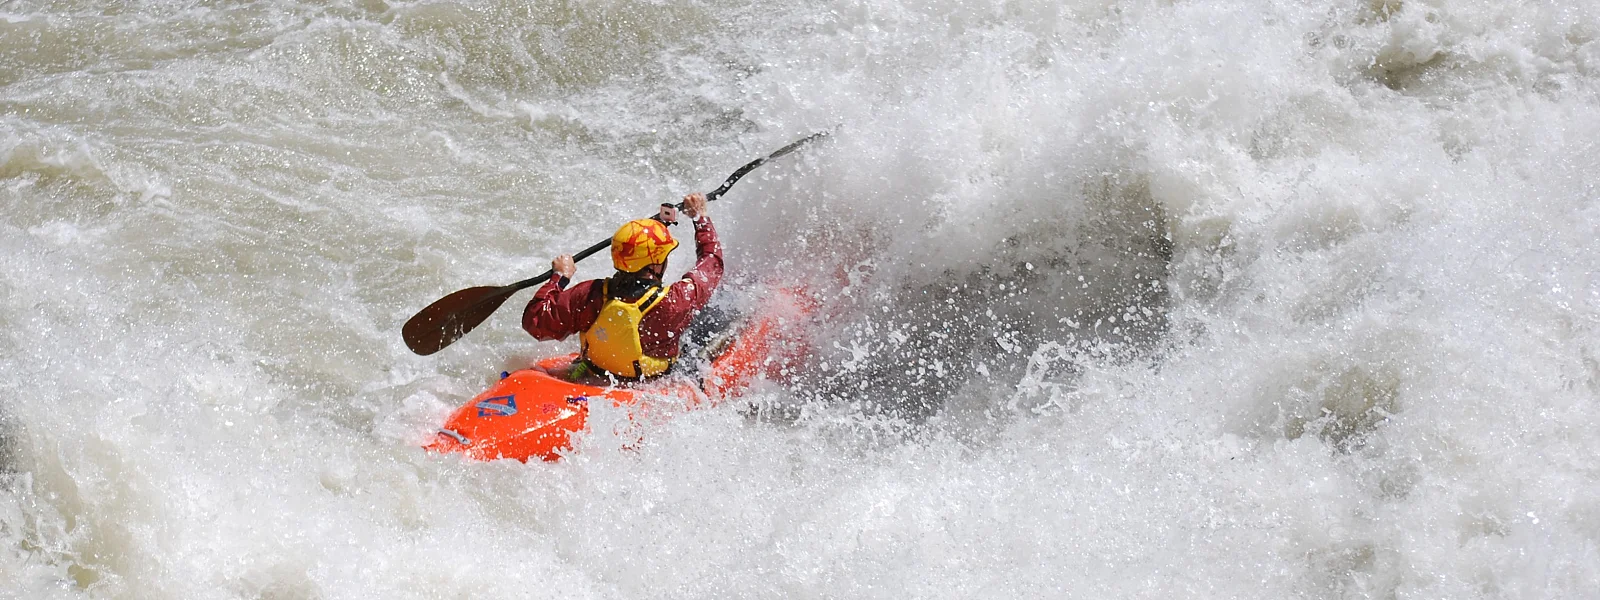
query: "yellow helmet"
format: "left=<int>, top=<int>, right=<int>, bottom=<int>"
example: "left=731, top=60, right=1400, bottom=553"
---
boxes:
left=610, top=218, right=679, bottom=273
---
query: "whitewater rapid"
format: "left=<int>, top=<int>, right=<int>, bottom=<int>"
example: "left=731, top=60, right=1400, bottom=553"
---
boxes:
left=3, top=0, right=1599, bottom=598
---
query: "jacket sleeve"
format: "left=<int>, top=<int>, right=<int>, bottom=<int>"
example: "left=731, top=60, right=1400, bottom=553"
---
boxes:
left=665, top=215, right=723, bottom=310
left=522, top=277, right=598, bottom=341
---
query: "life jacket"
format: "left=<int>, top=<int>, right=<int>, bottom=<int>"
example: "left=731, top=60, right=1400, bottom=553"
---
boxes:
left=580, top=279, right=673, bottom=379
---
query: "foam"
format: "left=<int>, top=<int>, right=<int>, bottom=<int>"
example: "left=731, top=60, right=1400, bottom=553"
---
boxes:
left=1, top=0, right=1598, bottom=597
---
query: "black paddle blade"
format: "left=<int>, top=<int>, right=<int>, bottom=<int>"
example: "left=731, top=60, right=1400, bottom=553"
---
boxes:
left=401, top=133, right=831, bottom=357
left=402, top=285, right=521, bottom=355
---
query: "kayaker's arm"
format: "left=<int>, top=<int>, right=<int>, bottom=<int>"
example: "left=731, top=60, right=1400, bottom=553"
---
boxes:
left=522, top=277, right=600, bottom=341
left=663, top=209, right=724, bottom=310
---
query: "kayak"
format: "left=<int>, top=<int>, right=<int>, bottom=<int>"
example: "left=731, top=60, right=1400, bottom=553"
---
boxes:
left=425, top=287, right=815, bottom=462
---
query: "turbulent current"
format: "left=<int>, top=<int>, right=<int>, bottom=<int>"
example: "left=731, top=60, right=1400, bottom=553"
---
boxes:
left=3, top=0, right=1599, bottom=598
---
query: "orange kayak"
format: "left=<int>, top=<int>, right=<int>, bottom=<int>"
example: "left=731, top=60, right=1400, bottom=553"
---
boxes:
left=425, top=288, right=814, bottom=462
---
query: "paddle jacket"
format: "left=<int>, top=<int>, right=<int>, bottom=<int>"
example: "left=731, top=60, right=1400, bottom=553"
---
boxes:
left=522, top=216, right=723, bottom=371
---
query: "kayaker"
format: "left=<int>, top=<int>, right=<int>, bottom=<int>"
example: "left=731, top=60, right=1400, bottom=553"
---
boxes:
left=521, top=192, right=723, bottom=380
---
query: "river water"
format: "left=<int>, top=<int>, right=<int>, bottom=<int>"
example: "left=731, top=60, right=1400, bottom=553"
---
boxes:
left=3, top=0, right=1599, bottom=598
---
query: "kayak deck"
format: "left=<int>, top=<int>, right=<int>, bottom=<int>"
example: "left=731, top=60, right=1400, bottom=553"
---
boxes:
left=425, top=287, right=815, bottom=462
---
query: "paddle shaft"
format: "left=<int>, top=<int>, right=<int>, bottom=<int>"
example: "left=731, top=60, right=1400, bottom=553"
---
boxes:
left=501, top=131, right=827, bottom=294
left=401, top=132, right=827, bottom=355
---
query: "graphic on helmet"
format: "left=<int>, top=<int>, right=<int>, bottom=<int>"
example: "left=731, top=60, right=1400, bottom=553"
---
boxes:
left=611, top=219, right=679, bottom=272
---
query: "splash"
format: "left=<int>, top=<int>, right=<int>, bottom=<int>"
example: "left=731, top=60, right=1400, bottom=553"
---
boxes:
left=2, top=0, right=1598, bottom=597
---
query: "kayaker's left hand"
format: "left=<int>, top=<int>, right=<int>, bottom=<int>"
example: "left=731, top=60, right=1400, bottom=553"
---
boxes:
left=552, top=254, right=576, bottom=280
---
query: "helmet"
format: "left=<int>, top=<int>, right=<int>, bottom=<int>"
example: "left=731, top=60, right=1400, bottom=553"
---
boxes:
left=610, top=218, right=679, bottom=273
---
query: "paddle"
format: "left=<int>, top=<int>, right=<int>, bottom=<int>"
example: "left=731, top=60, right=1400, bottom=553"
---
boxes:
left=402, top=132, right=829, bottom=356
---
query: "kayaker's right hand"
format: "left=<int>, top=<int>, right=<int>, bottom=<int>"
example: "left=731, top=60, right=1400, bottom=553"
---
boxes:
left=552, top=254, right=576, bottom=280
left=682, top=193, right=708, bottom=219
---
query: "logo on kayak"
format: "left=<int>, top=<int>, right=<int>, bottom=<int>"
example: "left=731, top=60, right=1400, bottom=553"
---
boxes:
left=476, top=395, right=517, bottom=417
left=567, top=396, right=588, bottom=405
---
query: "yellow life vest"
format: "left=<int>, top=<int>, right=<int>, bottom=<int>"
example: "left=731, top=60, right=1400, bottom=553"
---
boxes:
left=580, top=280, right=673, bottom=379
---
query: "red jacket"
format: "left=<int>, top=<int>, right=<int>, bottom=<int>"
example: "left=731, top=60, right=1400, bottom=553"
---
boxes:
left=522, top=216, right=723, bottom=359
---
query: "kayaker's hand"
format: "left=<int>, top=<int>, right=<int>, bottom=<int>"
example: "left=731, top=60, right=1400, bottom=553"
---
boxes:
left=682, top=193, right=708, bottom=219
left=552, top=255, right=576, bottom=281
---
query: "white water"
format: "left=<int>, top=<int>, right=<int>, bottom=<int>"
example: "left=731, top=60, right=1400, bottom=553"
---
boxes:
left=3, top=0, right=1599, bottom=598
